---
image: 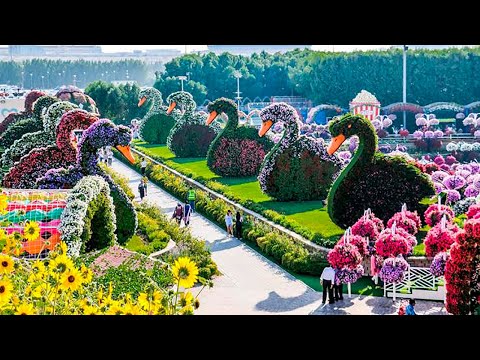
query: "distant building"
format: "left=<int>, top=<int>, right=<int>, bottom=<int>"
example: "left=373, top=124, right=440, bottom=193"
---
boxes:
left=9, top=45, right=102, bottom=56
left=207, top=45, right=312, bottom=56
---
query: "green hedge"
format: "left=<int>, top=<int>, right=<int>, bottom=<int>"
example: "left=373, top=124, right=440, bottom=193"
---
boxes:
left=116, top=153, right=328, bottom=276
left=140, top=113, right=176, bottom=144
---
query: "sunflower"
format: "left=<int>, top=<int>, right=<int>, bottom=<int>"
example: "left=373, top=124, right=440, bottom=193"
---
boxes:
left=179, top=291, right=194, bottom=308
left=138, top=290, right=162, bottom=310
left=172, top=257, right=199, bottom=289
left=50, top=254, right=74, bottom=275
left=80, top=264, right=93, bottom=284
left=180, top=305, right=194, bottom=315
left=60, top=268, right=82, bottom=292
left=15, top=303, right=36, bottom=315
left=23, top=221, right=40, bottom=242
left=0, top=254, right=14, bottom=274
left=0, top=278, right=13, bottom=304
left=0, top=193, right=8, bottom=215
left=123, top=303, right=143, bottom=315
left=32, top=282, right=55, bottom=300
left=83, top=305, right=99, bottom=315
left=105, top=301, right=124, bottom=315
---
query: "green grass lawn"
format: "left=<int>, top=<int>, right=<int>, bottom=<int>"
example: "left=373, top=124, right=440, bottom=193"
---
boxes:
left=136, top=143, right=344, bottom=241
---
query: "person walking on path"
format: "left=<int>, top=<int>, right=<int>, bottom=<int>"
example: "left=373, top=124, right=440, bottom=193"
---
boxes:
left=235, top=211, right=243, bottom=239
left=172, top=203, right=184, bottom=225
left=107, top=147, right=113, bottom=166
left=187, top=186, right=196, bottom=213
left=140, top=157, right=147, bottom=175
left=320, top=265, right=336, bottom=304
left=184, top=200, right=192, bottom=227
left=406, top=299, right=416, bottom=315
left=138, top=179, right=146, bottom=202
left=142, top=177, right=148, bottom=197
left=225, top=210, right=234, bottom=237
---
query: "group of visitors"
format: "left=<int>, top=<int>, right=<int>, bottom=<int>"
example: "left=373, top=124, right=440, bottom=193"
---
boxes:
left=99, top=147, right=113, bottom=166
left=320, top=264, right=417, bottom=315
left=171, top=186, right=196, bottom=227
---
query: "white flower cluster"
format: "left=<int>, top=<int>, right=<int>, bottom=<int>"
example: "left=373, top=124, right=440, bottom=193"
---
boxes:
left=59, top=175, right=117, bottom=257
left=350, top=90, right=379, bottom=105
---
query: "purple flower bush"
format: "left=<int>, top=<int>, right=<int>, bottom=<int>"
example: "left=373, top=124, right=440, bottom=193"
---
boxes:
left=379, top=257, right=409, bottom=283
left=430, top=251, right=450, bottom=277
left=335, top=265, right=364, bottom=285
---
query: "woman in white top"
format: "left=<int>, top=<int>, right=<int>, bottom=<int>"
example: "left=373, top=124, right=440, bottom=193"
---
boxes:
left=225, top=210, right=234, bottom=237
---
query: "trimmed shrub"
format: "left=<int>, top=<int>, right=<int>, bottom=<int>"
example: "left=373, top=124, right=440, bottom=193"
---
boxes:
left=140, top=113, right=176, bottom=144
left=170, top=124, right=217, bottom=157
left=210, top=138, right=267, bottom=177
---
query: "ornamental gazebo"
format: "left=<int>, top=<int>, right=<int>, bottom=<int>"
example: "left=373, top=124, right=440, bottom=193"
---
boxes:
left=349, top=90, right=381, bottom=121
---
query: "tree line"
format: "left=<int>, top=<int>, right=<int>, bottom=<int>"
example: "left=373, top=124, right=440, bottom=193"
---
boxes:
left=154, top=47, right=480, bottom=107
left=0, top=59, right=161, bottom=89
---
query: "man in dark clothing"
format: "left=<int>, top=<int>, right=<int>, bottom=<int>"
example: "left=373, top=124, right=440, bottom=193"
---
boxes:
left=320, top=265, right=336, bottom=304
left=172, top=203, right=184, bottom=225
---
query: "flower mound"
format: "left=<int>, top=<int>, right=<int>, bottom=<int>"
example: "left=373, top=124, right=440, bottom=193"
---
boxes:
left=424, top=222, right=459, bottom=257
left=211, top=138, right=267, bottom=177
left=327, top=243, right=362, bottom=269
left=424, top=204, right=455, bottom=227
left=430, top=251, right=450, bottom=277
left=387, top=213, right=418, bottom=235
left=351, top=217, right=379, bottom=240
left=466, top=204, right=480, bottom=219
left=445, top=218, right=480, bottom=315
left=375, top=230, right=410, bottom=257
left=379, top=257, right=409, bottom=283
left=336, top=235, right=368, bottom=257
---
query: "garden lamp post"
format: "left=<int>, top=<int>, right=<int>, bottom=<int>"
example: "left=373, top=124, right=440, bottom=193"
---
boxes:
left=73, top=74, right=77, bottom=87
left=126, top=69, right=129, bottom=81
left=29, top=73, right=33, bottom=89
left=21, top=71, right=24, bottom=88
left=46, top=71, right=50, bottom=89
left=41, top=75, right=44, bottom=89
left=58, top=72, right=62, bottom=86
left=178, top=76, right=187, bottom=91
left=83, top=71, right=86, bottom=87
left=403, top=45, right=408, bottom=129
left=233, top=70, right=242, bottom=109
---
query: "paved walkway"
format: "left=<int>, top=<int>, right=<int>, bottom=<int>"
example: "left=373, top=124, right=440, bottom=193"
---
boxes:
left=112, top=159, right=448, bottom=315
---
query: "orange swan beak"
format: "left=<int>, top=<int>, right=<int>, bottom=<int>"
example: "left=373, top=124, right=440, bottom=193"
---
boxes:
left=258, top=120, right=273, bottom=137
left=116, top=145, right=136, bottom=164
left=138, top=96, right=147, bottom=107
left=166, top=102, right=177, bottom=115
left=206, top=111, right=217, bottom=125
left=327, top=134, right=346, bottom=155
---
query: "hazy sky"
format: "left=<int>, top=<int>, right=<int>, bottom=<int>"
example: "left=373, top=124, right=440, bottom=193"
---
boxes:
left=100, top=45, right=392, bottom=53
